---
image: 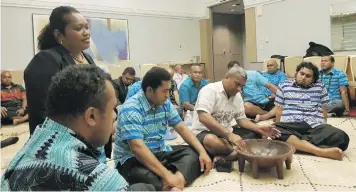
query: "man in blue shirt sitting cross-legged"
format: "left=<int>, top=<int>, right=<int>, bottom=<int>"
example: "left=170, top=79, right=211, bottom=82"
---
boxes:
left=115, top=67, right=212, bottom=191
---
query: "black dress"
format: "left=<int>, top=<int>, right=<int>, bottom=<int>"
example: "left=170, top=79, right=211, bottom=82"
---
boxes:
left=24, top=45, right=95, bottom=134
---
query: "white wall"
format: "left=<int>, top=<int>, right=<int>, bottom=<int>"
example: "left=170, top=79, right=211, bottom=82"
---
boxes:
left=331, top=0, right=356, bottom=15
left=255, top=0, right=332, bottom=61
left=1, top=0, right=206, bottom=18
left=331, top=0, right=356, bottom=55
left=1, top=6, right=201, bottom=75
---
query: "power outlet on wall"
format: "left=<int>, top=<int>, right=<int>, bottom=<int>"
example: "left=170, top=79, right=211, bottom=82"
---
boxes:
left=178, top=45, right=183, bottom=50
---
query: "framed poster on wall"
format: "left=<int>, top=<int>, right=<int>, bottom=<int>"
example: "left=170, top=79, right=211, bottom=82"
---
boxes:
left=32, top=14, right=130, bottom=64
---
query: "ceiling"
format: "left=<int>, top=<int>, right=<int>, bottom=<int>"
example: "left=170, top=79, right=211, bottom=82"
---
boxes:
left=211, top=0, right=245, bottom=15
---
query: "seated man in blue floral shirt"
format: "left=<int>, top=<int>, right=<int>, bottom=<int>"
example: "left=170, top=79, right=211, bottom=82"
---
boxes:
left=1, top=65, right=154, bottom=191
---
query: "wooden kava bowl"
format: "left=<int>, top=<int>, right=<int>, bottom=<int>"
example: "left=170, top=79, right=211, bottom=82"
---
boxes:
left=236, top=139, right=296, bottom=179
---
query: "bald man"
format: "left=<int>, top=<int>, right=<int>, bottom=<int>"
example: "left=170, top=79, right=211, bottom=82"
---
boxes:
left=1, top=71, right=28, bottom=125
left=227, top=61, right=278, bottom=123
left=173, top=64, right=188, bottom=89
left=261, top=59, right=287, bottom=98
left=253, top=60, right=287, bottom=122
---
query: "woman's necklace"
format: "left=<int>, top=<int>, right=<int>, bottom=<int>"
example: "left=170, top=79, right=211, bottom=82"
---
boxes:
left=70, top=53, right=85, bottom=63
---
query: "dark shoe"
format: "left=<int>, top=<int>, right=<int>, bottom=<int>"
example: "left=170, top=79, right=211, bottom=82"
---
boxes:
left=215, top=159, right=233, bottom=173
left=1, top=137, right=19, bottom=148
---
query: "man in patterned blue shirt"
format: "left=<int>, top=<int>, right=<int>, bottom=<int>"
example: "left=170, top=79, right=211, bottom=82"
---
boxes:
left=274, top=62, right=349, bottom=160
left=261, top=59, right=287, bottom=97
left=319, top=56, right=350, bottom=117
left=115, top=67, right=212, bottom=191
left=1, top=65, right=154, bottom=191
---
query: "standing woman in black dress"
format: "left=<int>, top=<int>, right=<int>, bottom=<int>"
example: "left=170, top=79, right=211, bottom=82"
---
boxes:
left=25, top=6, right=94, bottom=135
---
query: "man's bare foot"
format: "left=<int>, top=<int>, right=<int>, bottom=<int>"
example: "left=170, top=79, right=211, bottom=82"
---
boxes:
left=315, top=147, right=343, bottom=160
left=162, top=186, right=182, bottom=191
left=213, top=156, right=223, bottom=164
left=214, top=151, right=239, bottom=163
left=254, top=114, right=261, bottom=123
left=13, top=119, right=20, bottom=125
left=13, top=118, right=26, bottom=125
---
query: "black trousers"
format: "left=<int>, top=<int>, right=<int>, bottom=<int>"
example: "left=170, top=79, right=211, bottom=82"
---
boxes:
left=196, top=126, right=261, bottom=145
left=116, top=145, right=201, bottom=191
left=196, top=126, right=261, bottom=158
left=1, top=106, right=23, bottom=125
left=128, top=183, right=155, bottom=191
left=274, top=122, right=349, bottom=151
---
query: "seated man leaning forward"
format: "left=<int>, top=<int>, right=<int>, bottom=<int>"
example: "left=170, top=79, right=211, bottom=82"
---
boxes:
left=179, top=64, right=209, bottom=111
left=1, top=71, right=28, bottom=125
left=261, top=59, right=287, bottom=97
left=319, top=55, right=350, bottom=117
left=115, top=67, right=212, bottom=191
left=227, top=61, right=278, bottom=122
left=274, top=62, right=349, bottom=160
left=1, top=65, right=154, bottom=191
left=113, top=67, right=138, bottom=104
left=191, top=66, right=281, bottom=162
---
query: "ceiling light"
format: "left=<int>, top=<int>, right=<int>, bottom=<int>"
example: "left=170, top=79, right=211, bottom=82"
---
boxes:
left=231, top=9, right=235, bottom=11
left=232, top=4, right=236, bottom=6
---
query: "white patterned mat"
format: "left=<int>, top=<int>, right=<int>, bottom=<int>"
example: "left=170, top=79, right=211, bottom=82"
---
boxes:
left=1, top=118, right=356, bottom=191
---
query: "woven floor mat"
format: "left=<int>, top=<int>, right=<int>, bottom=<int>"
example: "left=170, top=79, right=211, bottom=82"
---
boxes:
left=1, top=118, right=356, bottom=191
left=185, top=117, right=356, bottom=191
left=185, top=154, right=356, bottom=191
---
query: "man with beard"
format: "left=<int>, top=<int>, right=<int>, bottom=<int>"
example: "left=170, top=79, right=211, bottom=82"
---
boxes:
left=319, top=56, right=350, bottom=117
left=274, top=62, right=349, bottom=160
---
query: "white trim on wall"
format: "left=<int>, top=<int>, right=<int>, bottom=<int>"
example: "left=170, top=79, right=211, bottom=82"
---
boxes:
left=243, top=0, right=285, bottom=9
left=0, top=0, right=203, bottom=19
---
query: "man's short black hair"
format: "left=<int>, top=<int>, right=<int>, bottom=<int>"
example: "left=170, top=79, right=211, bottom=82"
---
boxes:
left=141, top=67, right=171, bottom=93
left=46, top=65, right=112, bottom=119
left=296, top=62, right=320, bottom=83
left=122, top=67, right=136, bottom=76
left=227, top=61, right=241, bottom=69
left=329, top=55, right=335, bottom=63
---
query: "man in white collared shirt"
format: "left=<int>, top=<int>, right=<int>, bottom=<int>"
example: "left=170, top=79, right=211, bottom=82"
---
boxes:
left=173, top=64, right=188, bottom=89
left=191, top=66, right=280, bottom=162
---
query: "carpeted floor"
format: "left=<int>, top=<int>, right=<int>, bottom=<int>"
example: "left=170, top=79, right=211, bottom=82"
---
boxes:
left=1, top=118, right=356, bottom=191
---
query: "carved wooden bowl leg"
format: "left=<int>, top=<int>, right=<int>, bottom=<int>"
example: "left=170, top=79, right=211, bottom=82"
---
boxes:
left=238, top=156, right=245, bottom=172
left=285, top=156, right=292, bottom=170
left=276, top=160, right=284, bottom=179
left=251, top=160, right=259, bottom=179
